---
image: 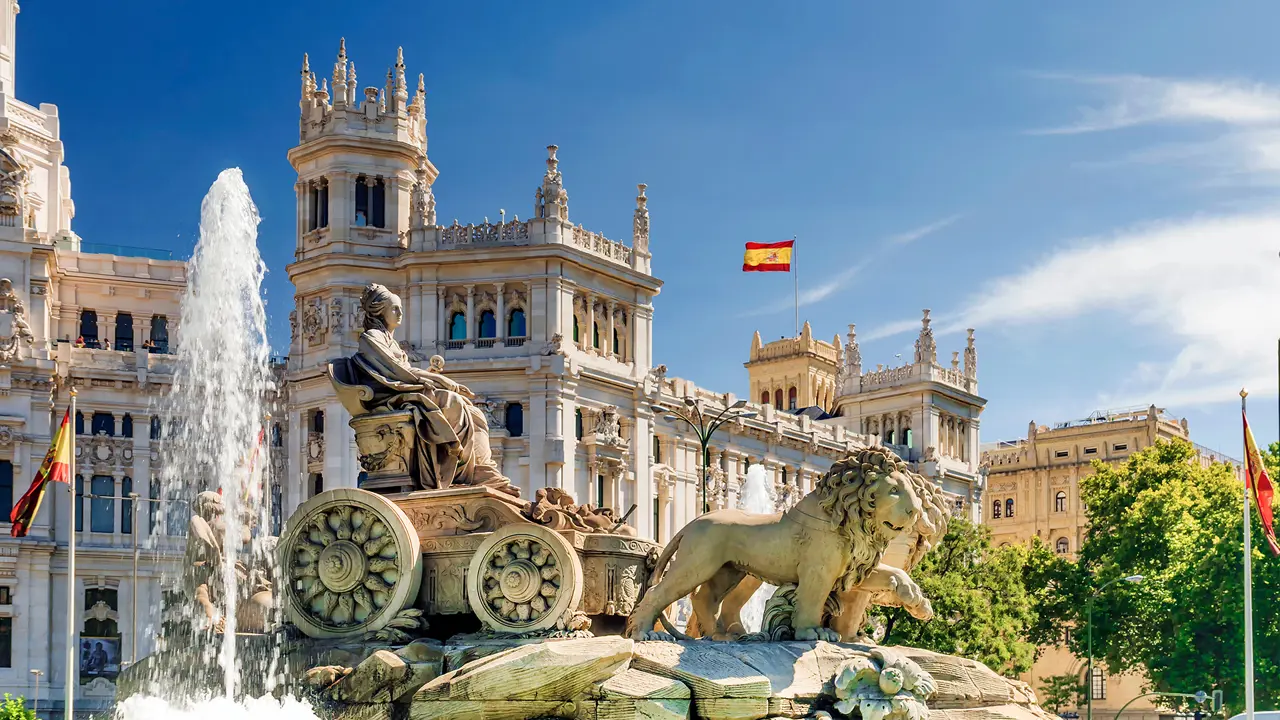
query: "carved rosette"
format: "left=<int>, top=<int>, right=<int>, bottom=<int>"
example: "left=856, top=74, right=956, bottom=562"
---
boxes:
left=467, top=523, right=582, bottom=634
left=278, top=489, right=422, bottom=639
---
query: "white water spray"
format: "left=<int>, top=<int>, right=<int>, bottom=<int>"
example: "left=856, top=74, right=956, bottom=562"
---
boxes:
left=737, top=464, right=776, bottom=632
left=120, top=170, right=315, bottom=718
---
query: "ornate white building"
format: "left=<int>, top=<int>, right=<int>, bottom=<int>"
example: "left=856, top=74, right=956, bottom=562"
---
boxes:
left=0, top=1, right=187, bottom=715
left=276, top=41, right=989, bottom=541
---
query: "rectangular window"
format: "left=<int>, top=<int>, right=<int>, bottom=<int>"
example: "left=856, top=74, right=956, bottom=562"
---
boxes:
left=371, top=179, right=386, bottom=228
left=0, top=617, right=10, bottom=668
left=1091, top=668, right=1107, bottom=700
left=653, top=498, right=660, bottom=540
left=0, top=587, right=10, bottom=604
left=121, top=477, right=133, bottom=535
left=90, top=475, right=115, bottom=533
left=1084, top=447, right=1098, bottom=455
left=0, top=461, right=11, bottom=520
left=149, top=478, right=160, bottom=534
left=114, top=313, right=134, bottom=352
left=1114, top=443, right=1128, bottom=452
left=596, top=475, right=605, bottom=508
left=75, top=476, right=84, bottom=532
left=1054, top=450, right=1069, bottom=459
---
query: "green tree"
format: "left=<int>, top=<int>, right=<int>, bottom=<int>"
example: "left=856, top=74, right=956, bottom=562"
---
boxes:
left=1065, top=439, right=1280, bottom=715
left=873, top=516, right=1039, bottom=676
left=1039, top=672, right=1085, bottom=715
left=0, top=693, right=34, bottom=720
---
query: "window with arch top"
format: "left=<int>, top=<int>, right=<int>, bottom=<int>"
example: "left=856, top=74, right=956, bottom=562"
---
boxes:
left=1056, top=537, right=1070, bottom=554
left=1005, top=498, right=1014, bottom=518
left=449, top=312, right=467, bottom=341
left=903, top=428, right=913, bottom=448
left=886, top=429, right=895, bottom=445
left=505, top=402, right=524, bottom=437
left=773, top=389, right=782, bottom=409
left=760, top=391, right=770, bottom=405
left=508, top=308, right=526, bottom=337
left=991, top=499, right=1001, bottom=519
left=1055, top=491, right=1067, bottom=513
left=787, top=387, right=797, bottom=411
left=478, top=310, right=497, bottom=339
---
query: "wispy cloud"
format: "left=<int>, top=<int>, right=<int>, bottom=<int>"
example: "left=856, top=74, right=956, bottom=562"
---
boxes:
left=869, top=212, right=1280, bottom=405
left=886, top=214, right=962, bottom=245
left=1027, top=74, right=1280, bottom=135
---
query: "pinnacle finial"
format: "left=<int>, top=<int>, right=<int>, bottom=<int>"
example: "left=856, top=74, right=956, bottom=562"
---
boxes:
left=302, top=52, right=310, bottom=73
left=418, top=72, right=425, bottom=94
left=338, top=37, right=346, bottom=57
left=1241, top=388, right=1249, bottom=399
left=397, top=46, right=404, bottom=66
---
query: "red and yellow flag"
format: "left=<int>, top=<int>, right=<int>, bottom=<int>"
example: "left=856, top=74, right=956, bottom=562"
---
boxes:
left=743, top=241, right=794, bottom=272
left=1242, top=408, right=1280, bottom=556
left=10, top=409, right=73, bottom=538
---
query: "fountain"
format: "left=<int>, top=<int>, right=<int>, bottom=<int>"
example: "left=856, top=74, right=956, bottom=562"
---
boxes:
left=735, top=464, right=776, bottom=632
left=117, top=169, right=312, bottom=718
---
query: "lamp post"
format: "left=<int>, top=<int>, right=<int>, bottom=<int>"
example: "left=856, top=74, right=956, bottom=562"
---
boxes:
left=128, top=491, right=140, bottom=664
left=29, top=668, right=42, bottom=718
left=1087, top=574, right=1144, bottom=720
left=651, top=397, right=758, bottom=514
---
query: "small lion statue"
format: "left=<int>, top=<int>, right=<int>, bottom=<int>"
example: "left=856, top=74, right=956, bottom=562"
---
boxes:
left=626, top=447, right=926, bottom=642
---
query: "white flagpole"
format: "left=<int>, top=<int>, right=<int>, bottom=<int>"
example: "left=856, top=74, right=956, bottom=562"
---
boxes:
left=792, top=234, right=799, bottom=338
left=1241, top=388, right=1255, bottom=720
left=66, top=387, right=77, bottom=720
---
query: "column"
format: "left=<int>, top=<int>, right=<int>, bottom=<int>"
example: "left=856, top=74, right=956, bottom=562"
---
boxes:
left=328, top=171, right=351, bottom=241
left=436, top=287, right=447, bottom=346
left=604, top=300, right=615, bottom=358
left=295, top=180, right=307, bottom=249
left=98, top=311, right=112, bottom=348
left=285, top=407, right=303, bottom=518
left=496, top=283, right=506, bottom=340
left=323, top=399, right=354, bottom=490
left=133, top=415, right=152, bottom=538
left=464, top=285, right=476, bottom=347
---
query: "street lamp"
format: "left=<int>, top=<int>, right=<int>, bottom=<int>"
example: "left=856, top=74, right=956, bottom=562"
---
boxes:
left=651, top=397, right=757, bottom=514
left=128, top=491, right=140, bottom=664
left=29, top=668, right=42, bottom=717
left=1087, top=574, right=1144, bottom=720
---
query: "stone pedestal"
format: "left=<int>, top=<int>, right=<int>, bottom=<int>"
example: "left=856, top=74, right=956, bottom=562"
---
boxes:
left=351, top=410, right=416, bottom=493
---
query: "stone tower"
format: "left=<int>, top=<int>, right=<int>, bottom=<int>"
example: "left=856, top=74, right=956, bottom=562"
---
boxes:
left=744, top=321, right=841, bottom=413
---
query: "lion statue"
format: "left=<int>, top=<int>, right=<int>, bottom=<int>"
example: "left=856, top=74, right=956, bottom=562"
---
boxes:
left=626, top=447, right=926, bottom=642
left=684, top=457, right=950, bottom=641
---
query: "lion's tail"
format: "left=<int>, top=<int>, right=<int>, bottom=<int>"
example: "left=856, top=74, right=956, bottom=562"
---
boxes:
left=626, top=525, right=696, bottom=641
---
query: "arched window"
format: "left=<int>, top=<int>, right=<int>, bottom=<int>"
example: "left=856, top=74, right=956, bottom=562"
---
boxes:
left=449, top=312, right=467, bottom=341
left=91, top=412, right=115, bottom=437
left=121, top=414, right=134, bottom=438
left=773, top=389, right=783, bottom=409
left=79, top=310, right=99, bottom=347
left=354, top=175, right=386, bottom=228
left=115, top=312, right=134, bottom=351
left=592, top=322, right=600, bottom=349
left=1056, top=537, right=1070, bottom=554
left=312, top=410, right=325, bottom=433
left=903, top=428, right=913, bottom=448
left=886, top=430, right=895, bottom=445
left=478, top=310, right=497, bottom=339
left=760, top=391, right=770, bottom=405
left=575, top=409, right=584, bottom=440
left=311, top=473, right=324, bottom=497
left=573, top=317, right=580, bottom=344
left=787, top=387, right=797, bottom=411
left=505, top=403, right=524, bottom=437
left=1055, top=491, right=1067, bottom=513
left=652, top=434, right=662, bottom=464
left=1005, top=498, right=1015, bottom=518
left=508, top=309, right=526, bottom=338
left=991, top=499, right=1001, bottom=519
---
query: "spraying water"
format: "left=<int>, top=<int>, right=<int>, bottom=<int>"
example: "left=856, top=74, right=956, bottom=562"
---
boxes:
left=737, top=464, right=776, bottom=632
left=119, top=170, right=314, bottom=718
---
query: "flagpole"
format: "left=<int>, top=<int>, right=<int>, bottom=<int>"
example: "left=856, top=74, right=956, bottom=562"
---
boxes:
left=65, top=387, right=77, bottom=720
left=1241, top=388, right=1255, bottom=720
left=792, top=234, right=799, bottom=337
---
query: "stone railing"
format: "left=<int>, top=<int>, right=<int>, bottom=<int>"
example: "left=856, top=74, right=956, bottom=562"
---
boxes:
left=63, top=345, right=178, bottom=375
left=571, top=225, right=633, bottom=266
left=752, top=335, right=839, bottom=364
left=439, top=219, right=532, bottom=247
left=860, top=364, right=914, bottom=388
left=980, top=443, right=1029, bottom=468
left=858, top=362, right=976, bottom=394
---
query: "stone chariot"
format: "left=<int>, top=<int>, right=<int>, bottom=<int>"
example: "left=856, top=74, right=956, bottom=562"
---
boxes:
left=277, top=288, right=656, bottom=639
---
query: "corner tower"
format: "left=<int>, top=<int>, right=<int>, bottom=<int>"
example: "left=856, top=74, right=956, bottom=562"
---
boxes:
left=744, top=321, right=841, bottom=413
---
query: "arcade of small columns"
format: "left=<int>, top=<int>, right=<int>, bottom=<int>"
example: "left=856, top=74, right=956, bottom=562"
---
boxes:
left=859, top=409, right=974, bottom=461
left=297, top=172, right=400, bottom=235
left=438, top=282, right=533, bottom=349
left=571, top=291, right=633, bottom=363
left=754, top=375, right=839, bottom=412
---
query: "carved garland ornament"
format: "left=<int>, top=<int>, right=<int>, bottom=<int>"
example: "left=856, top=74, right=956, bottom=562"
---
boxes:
left=278, top=489, right=422, bottom=639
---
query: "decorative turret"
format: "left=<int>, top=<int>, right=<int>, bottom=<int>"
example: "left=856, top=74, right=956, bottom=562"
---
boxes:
left=964, top=329, right=977, bottom=379
left=800, top=320, right=812, bottom=342
left=300, top=53, right=314, bottom=104
left=393, top=47, right=409, bottom=115
left=750, top=330, right=763, bottom=358
left=332, top=38, right=348, bottom=109
left=347, top=62, right=358, bottom=107
left=536, top=145, right=569, bottom=221
left=410, top=157, right=436, bottom=229
left=913, top=309, right=937, bottom=365
left=633, top=183, right=649, bottom=255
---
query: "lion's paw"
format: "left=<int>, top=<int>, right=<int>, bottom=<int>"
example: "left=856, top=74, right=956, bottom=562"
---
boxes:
left=795, top=626, right=841, bottom=642
left=636, top=630, right=676, bottom=642
left=907, top=597, right=934, bottom=621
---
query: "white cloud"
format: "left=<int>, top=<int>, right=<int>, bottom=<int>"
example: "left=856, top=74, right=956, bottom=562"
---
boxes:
left=1028, top=74, right=1280, bottom=135
left=871, top=212, right=1280, bottom=406
left=886, top=214, right=962, bottom=245
left=738, top=262, right=867, bottom=318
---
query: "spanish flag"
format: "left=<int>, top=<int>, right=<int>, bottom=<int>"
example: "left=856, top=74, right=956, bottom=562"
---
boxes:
left=10, top=409, right=73, bottom=538
left=1243, top=408, right=1280, bottom=556
left=742, top=241, right=794, bottom=272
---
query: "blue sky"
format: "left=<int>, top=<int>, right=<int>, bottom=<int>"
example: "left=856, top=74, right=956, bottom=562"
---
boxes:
left=19, top=0, right=1280, bottom=456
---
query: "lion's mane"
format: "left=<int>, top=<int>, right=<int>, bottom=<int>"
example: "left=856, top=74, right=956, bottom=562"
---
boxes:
left=813, top=447, right=917, bottom=592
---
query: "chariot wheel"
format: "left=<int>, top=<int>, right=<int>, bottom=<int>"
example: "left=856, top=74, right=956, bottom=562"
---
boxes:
left=466, top=523, right=583, bottom=634
left=278, top=488, right=422, bottom=638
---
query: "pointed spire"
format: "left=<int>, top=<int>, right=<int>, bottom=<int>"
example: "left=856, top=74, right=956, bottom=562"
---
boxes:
left=800, top=320, right=812, bottom=342
left=301, top=53, right=313, bottom=100
left=316, top=77, right=330, bottom=105
left=347, top=62, right=359, bottom=106
left=413, top=72, right=427, bottom=118
left=914, top=309, right=937, bottom=365
left=964, top=328, right=978, bottom=379
left=633, top=183, right=649, bottom=253
left=332, top=38, right=349, bottom=107
left=385, top=67, right=394, bottom=113
left=751, top=330, right=763, bottom=358
left=845, top=323, right=861, bottom=374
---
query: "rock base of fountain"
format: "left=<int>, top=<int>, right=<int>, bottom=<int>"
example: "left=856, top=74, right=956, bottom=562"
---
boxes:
left=118, top=634, right=1054, bottom=720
